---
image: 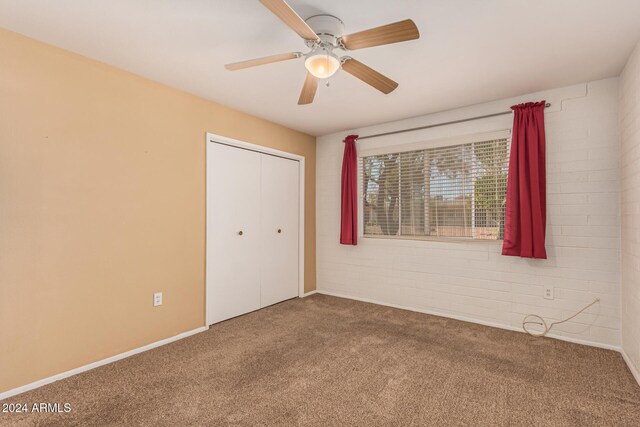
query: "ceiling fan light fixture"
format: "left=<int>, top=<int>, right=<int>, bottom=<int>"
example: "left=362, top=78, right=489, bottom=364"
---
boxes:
left=304, top=49, right=340, bottom=79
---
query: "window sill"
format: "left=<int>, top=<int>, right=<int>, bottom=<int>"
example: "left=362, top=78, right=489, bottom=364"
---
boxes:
left=362, top=235, right=504, bottom=245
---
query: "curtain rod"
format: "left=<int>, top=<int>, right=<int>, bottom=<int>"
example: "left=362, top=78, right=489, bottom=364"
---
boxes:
left=352, top=102, right=551, bottom=141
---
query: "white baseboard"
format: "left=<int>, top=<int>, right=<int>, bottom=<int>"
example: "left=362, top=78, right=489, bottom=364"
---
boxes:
left=302, top=290, right=317, bottom=298
left=0, top=326, right=207, bottom=401
left=316, top=290, right=621, bottom=352
left=620, top=348, right=640, bottom=386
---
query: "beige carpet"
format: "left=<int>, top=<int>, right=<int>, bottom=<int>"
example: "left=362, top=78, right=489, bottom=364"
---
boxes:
left=2, top=294, right=639, bottom=426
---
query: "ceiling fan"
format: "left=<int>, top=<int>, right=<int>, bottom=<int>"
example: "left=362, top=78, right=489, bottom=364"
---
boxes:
left=225, top=0, right=420, bottom=105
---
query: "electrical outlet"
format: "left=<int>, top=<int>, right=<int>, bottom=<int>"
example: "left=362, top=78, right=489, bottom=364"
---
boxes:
left=544, top=286, right=554, bottom=300
left=153, top=292, right=163, bottom=307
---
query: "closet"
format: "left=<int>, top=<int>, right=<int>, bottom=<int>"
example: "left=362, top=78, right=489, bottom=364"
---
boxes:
left=206, top=140, right=300, bottom=325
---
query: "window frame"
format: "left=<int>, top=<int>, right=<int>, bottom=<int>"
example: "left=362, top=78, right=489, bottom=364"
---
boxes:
left=358, top=130, right=511, bottom=244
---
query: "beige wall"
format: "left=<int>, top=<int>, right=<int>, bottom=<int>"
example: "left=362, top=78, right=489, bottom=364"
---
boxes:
left=0, top=28, right=316, bottom=393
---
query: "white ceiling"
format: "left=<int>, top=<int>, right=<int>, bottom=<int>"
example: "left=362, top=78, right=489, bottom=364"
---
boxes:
left=1, top=0, right=640, bottom=136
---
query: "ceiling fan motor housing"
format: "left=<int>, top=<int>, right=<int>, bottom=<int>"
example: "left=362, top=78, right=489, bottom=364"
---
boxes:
left=305, top=15, right=345, bottom=47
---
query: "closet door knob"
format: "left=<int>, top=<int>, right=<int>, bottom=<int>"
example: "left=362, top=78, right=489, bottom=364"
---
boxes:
left=277, top=229, right=282, bottom=234
left=238, top=230, right=244, bottom=236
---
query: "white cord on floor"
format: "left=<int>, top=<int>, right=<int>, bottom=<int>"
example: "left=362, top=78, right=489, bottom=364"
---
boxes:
left=522, top=298, right=600, bottom=337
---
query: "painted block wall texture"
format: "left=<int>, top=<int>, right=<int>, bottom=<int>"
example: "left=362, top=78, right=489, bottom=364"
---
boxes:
left=317, top=78, right=620, bottom=347
left=620, top=40, right=640, bottom=374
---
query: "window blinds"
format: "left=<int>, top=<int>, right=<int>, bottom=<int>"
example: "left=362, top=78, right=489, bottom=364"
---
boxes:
left=362, top=137, right=510, bottom=240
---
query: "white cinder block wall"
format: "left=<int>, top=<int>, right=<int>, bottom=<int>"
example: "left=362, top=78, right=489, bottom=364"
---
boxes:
left=620, top=41, right=640, bottom=380
left=316, top=78, right=620, bottom=348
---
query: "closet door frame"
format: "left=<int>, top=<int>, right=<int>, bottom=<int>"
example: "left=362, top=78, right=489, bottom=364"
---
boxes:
left=205, top=132, right=305, bottom=325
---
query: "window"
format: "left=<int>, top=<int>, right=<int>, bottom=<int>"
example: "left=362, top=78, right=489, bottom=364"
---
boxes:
left=361, top=136, right=509, bottom=240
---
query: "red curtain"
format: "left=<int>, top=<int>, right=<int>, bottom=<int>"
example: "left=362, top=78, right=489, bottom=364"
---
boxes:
left=340, top=135, right=358, bottom=245
left=502, top=101, right=547, bottom=259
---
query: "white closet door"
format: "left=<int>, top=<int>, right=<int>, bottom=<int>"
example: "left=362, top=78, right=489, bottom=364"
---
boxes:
left=206, top=143, right=262, bottom=325
left=260, top=154, right=299, bottom=307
